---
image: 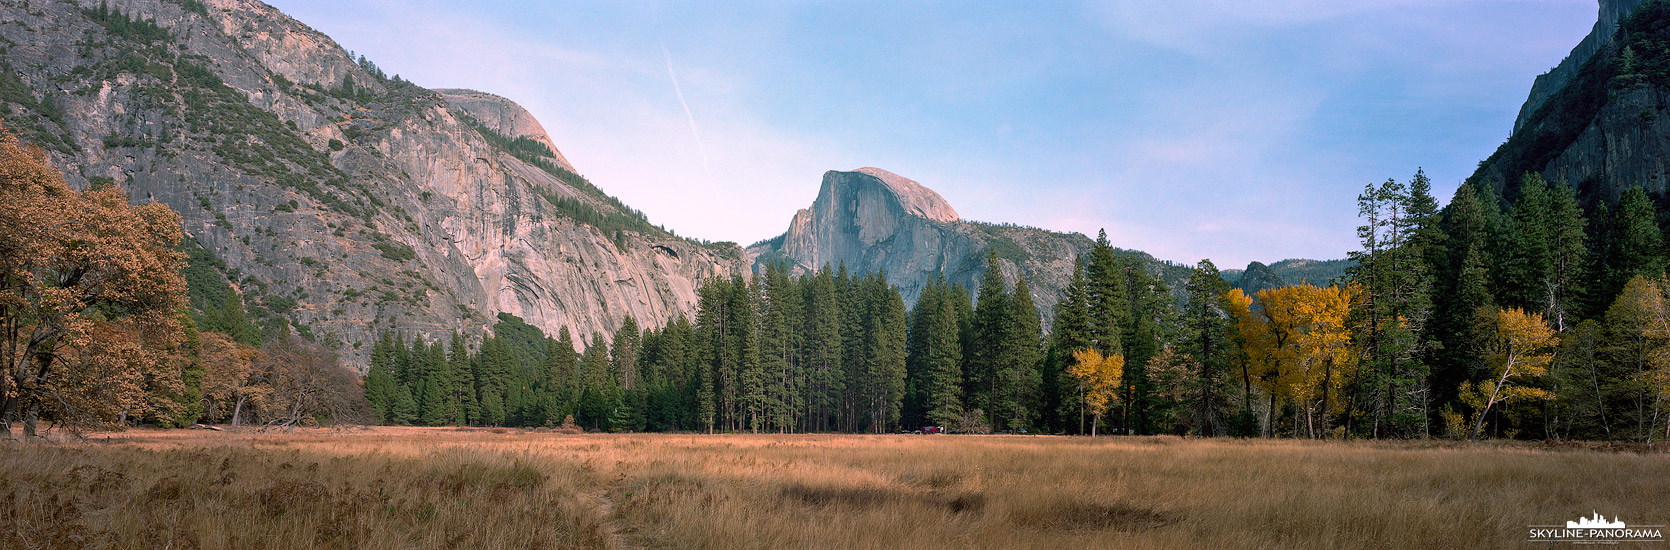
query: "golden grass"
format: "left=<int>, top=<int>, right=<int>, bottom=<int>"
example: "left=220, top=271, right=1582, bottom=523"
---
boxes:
left=2, top=428, right=1666, bottom=549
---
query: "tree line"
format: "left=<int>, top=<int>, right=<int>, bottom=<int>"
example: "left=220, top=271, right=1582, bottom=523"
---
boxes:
left=357, top=169, right=1670, bottom=442
left=6, top=112, right=1669, bottom=440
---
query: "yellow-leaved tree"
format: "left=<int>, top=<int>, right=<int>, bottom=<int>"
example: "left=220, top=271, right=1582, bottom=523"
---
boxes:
left=1227, top=283, right=1354, bottom=438
left=1469, top=307, right=1557, bottom=440
left=1068, top=348, right=1123, bottom=436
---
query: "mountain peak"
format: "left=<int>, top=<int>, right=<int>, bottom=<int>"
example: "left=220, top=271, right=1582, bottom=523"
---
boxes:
left=841, top=167, right=959, bottom=223
left=437, top=88, right=577, bottom=173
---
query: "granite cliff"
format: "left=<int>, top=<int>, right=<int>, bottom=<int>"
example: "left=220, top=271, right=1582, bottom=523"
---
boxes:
left=1512, top=0, right=1644, bottom=134
left=0, top=0, right=746, bottom=363
left=748, top=168, right=1190, bottom=327
left=1472, top=0, right=1670, bottom=202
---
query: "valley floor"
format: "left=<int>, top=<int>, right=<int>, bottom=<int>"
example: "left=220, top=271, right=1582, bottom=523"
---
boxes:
left=2, top=428, right=1666, bottom=549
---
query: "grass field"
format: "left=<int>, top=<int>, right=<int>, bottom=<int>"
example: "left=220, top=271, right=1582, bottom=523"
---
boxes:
left=2, top=428, right=1666, bottom=549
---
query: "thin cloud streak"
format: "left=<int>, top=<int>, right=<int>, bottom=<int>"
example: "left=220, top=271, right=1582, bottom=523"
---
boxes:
left=263, top=0, right=1598, bottom=268
left=661, top=40, right=717, bottom=195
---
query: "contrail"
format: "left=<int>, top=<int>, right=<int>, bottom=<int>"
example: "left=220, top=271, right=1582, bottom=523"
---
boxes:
left=661, top=40, right=717, bottom=194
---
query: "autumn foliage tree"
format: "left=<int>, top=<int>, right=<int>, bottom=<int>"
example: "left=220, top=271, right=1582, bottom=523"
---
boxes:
left=1067, top=348, right=1123, bottom=436
left=199, top=331, right=263, bottom=425
left=0, top=123, right=188, bottom=438
left=1466, top=308, right=1557, bottom=440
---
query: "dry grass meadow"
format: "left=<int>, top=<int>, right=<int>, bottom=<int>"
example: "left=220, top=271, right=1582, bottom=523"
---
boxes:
left=1, top=428, right=1666, bottom=549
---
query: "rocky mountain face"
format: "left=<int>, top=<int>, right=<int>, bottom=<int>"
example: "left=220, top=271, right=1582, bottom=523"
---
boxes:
left=0, top=0, right=745, bottom=364
left=748, top=168, right=1189, bottom=327
left=1512, top=0, right=1643, bottom=134
left=1472, top=0, right=1670, bottom=202
left=1223, top=258, right=1354, bottom=296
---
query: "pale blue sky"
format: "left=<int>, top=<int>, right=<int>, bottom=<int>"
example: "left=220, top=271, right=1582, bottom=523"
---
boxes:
left=267, top=0, right=1595, bottom=267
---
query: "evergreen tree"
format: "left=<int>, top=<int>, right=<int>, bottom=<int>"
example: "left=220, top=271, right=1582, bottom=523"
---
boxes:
left=803, top=268, right=843, bottom=432
left=577, top=335, right=615, bottom=430
left=1431, top=183, right=1499, bottom=410
left=449, top=332, right=477, bottom=425
left=1603, top=186, right=1664, bottom=301
left=1085, top=230, right=1129, bottom=356
left=862, top=275, right=909, bottom=432
left=734, top=276, right=765, bottom=431
left=364, top=333, right=396, bottom=423
left=1545, top=181, right=1588, bottom=331
left=390, top=382, right=417, bottom=426
left=968, top=250, right=1010, bottom=426
left=1181, top=260, right=1233, bottom=436
left=613, top=315, right=641, bottom=390
left=1121, top=263, right=1172, bottom=435
left=418, top=373, right=448, bottom=426
left=920, top=290, right=965, bottom=427
left=995, top=279, right=1043, bottom=431
left=547, top=328, right=579, bottom=421
left=1494, top=173, right=1553, bottom=313
left=1046, top=257, right=1091, bottom=433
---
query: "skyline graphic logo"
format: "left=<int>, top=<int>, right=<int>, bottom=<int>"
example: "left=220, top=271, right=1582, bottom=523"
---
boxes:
left=1569, top=512, right=1627, bottom=530
left=1530, top=512, right=1665, bottom=545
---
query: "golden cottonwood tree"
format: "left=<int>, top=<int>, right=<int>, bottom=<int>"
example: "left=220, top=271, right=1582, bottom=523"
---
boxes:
left=1468, top=308, right=1557, bottom=440
left=1226, top=284, right=1354, bottom=438
left=1289, top=284, right=1356, bottom=439
left=0, top=123, right=186, bottom=438
left=1068, top=348, right=1123, bottom=436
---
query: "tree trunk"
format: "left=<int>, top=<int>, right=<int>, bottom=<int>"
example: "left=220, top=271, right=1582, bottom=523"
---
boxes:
left=1470, top=355, right=1517, bottom=441
left=1266, top=392, right=1277, bottom=438
left=0, top=391, right=15, bottom=441
left=1589, top=361, right=1610, bottom=438
left=1091, top=413, right=1099, bottom=437
left=232, top=395, right=247, bottom=427
left=23, top=401, right=40, bottom=438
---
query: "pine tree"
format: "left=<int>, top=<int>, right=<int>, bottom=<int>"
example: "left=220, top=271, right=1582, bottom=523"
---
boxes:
left=863, top=275, right=908, bottom=432
left=1543, top=181, right=1588, bottom=331
left=1604, top=186, right=1664, bottom=301
left=390, top=382, right=417, bottom=426
left=613, top=315, right=641, bottom=390
left=577, top=335, right=615, bottom=430
left=418, top=373, right=448, bottom=426
left=364, top=334, right=396, bottom=423
left=735, top=276, right=765, bottom=431
left=758, top=263, right=801, bottom=432
left=1121, top=262, right=1171, bottom=435
left=922, top=292, right=965, bottom=427
left=968, top=250, right=1010, bottom=426
left=997, top=278, right=1043, bottom=431
left=1048, top=257, right=1092, bottom=433
left=1085, top=230, right=1129, bottom=356
left=449, top=333, right=478, bottom=425
left=800, top=268, right=842, bottom=432
left=1431, top=183, right=1499, bottom=410
left=1181, top=259, right=1233, bottom=436
left=1495, top=173, right=1553, bottom=312
left=548, top=328, right=579, bottom=421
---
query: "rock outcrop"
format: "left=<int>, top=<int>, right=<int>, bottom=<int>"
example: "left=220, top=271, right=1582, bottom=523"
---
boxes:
left=1471, top=0, right=1670, bottom=203
left=436, top=88, right=577, bottom=173
left=1513, top=0, right=1644, bottom=134
left=0, top=0, right=745, bottom=364
left=749, top=168, right=1188, bottom=327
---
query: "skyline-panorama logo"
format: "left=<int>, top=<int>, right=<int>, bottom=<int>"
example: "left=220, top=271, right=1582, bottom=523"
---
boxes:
left=1529, top=512, right=1665, bottom=545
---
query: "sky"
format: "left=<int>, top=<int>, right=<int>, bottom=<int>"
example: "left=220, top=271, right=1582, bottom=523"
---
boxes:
left=266, top=0, right=1597, bottom=268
